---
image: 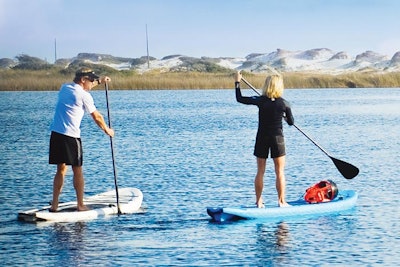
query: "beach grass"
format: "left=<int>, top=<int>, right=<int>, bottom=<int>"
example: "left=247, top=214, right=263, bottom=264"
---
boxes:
left=1, top=69, right=400, bottom=91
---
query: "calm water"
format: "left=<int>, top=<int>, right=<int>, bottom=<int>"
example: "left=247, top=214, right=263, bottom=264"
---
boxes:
left=0, top=88, right=399, bottom=266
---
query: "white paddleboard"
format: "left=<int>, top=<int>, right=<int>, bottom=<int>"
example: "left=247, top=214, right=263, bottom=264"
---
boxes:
left=18, top=187, right=143, bottom=223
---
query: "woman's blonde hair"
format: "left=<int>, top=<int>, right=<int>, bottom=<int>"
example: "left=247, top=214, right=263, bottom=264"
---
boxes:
left=261, top=74, right=284, bottom=99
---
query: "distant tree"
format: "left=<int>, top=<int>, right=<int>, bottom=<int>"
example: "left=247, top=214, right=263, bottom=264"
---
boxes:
left=130, top=56, right=156, bottom=67
left=0, top=58, right=16, bottom=68
left=59, top=59, right=118, bottom=76
left=161, top=55, right=182, bottom=60
left=175, top=57, right=231, bottom=73
left=13, top=54, right=52, bottom=70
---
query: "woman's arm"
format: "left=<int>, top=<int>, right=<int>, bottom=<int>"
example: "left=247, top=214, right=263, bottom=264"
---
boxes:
left=234, top=71, right=259, bottom=105
left=284, top=102, right=294, bottom=126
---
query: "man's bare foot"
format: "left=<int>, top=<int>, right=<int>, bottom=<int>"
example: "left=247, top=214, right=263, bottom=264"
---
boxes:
left=77, top=205, right=89, bottom=212
left=49, top=201, right=58, bottom=212
left=279, top=202, right=291, bottom=208
left=49, top=207, right=57, bottom=212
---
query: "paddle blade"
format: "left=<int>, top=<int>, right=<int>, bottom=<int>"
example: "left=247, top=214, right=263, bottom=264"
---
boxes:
left=331, top=157, right=359, bottom=179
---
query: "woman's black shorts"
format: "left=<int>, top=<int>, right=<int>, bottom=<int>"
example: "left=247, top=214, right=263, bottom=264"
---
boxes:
left=254, top=135, right=286, bottom=159
left=49, top=131, right=83, bottom=166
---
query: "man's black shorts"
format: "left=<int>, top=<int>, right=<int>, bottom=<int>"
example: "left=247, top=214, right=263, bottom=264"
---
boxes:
left=49, top=131, right=83, bottom=166
left=254, top=135, right=286, bottom=159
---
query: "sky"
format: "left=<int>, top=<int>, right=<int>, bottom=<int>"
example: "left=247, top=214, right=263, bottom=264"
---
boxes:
left=1, top=0, right=400, bottom=63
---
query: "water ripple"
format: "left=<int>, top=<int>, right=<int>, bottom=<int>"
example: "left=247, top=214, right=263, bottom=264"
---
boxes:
left=1, top=89, right=399, bottom=266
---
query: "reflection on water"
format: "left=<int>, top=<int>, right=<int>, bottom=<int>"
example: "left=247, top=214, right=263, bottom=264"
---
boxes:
left=275, top=222, right=290, bottom=248
left=256, top=222, right=291, bottom=265
left=258, top=222, right=290, bottom=250
left=49, top=222, right=87, bottom=265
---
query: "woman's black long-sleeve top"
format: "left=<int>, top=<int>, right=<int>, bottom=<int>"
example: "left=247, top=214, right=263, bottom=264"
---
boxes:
left=235, top=82, right=294, bottom=136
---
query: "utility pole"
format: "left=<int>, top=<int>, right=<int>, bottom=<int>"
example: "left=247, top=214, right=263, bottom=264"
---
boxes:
left=54, top=38, right=57, bottom=63
left=146, top=24, right=150, bottom=69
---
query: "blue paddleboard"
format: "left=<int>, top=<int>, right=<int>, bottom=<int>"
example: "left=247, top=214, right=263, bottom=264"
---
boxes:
left=207, top=190, right=357, bottom=222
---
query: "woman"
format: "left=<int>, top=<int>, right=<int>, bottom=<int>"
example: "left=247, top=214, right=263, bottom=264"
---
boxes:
left=234, top=71, right=294, bottom=208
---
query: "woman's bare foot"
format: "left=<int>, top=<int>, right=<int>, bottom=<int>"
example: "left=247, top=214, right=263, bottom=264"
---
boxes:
left=279, top=202, right=291, bottom=208
left=256, top=202, right=265, bottom=208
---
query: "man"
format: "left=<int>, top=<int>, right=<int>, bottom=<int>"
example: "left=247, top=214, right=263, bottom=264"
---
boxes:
left=49, top=68, right=114, bottom=212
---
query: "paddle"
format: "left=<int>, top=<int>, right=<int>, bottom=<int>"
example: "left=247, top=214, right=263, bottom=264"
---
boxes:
left=105, top=82, right=122, bottom=214
left=240, top=76, right=359, bottom=179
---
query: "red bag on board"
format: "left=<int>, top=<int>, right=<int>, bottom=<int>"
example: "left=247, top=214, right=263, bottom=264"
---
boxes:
left=304, top=180, right=338, bottom=204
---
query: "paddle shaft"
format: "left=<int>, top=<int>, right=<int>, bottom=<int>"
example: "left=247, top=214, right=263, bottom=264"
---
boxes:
left=105, top=83, right=122, bottom=214
left=240, top=77, right=359, bottom=179
left=241, top=77, right=261, bottom=96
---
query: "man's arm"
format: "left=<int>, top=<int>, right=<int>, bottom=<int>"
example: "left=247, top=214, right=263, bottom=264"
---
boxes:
left=91, top=110, right=115, bottom=137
